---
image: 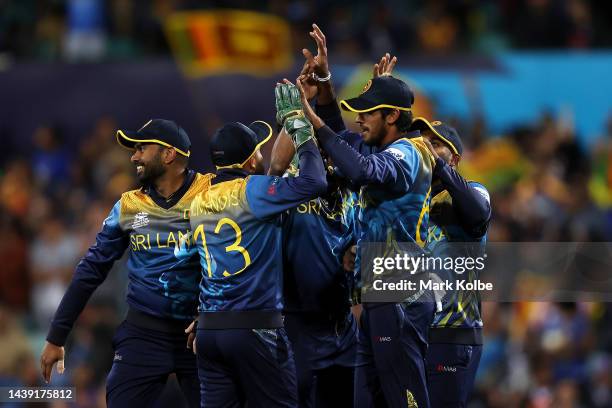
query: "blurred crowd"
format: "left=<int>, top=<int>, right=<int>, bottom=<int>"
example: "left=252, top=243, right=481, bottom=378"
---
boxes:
left=1, top=0, right=612, bottom=62
left=0, top=108, right=611, bottom=406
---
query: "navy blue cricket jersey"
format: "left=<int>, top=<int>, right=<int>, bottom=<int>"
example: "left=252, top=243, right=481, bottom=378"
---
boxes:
left=283, top=189, right=357, bottom=314
left=190, top=140, right=327, bottom=317
left=426, top=157, right=491, bottom=341
left=47, top=170, right=212, bottom=346
left=315, top=103, right=436, bottom=284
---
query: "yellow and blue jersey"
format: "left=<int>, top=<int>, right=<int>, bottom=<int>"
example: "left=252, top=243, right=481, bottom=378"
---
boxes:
left=190, top=142, right=327, bottom=316
left=356, top=137, right=433, bottom=249
left=317, top=126, right=434, bottom=275
left=314, top=104, right=435, bottom=283
left=427, top=175, right=491, bottom=336
left=47, top=170, right=211, bottom=346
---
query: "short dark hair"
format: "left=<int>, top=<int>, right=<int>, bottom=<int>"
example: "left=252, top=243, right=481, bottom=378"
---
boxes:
left=380, top=108, right=413, bottom=133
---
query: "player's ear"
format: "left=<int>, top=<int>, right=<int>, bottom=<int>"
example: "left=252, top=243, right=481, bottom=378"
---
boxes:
left=450, top=154, right=461, bottom=168
left=163, top=147, right=177, bottom=164
left=248, top=156, right=257, bottom=172
left=385, top=109, right=400, bottom=126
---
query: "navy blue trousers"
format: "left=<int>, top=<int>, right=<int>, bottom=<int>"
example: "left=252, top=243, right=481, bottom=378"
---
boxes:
left=284, top=313, right=358, bottom=408
left=355, top=301, right=435, bottom=408
left=195, top=328, right=298, bottom=407
left=426, top=343, right=482, bottom=407
left=106, top=320, right=199, bottom=408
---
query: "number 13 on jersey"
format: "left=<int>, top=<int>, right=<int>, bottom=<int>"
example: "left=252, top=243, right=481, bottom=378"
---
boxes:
left=193, top=218, right=252, bottom=278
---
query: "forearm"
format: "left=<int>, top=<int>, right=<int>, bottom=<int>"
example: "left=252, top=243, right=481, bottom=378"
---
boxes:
left=268, top=128, right=295, bottom=176
left=46, top=218, right=127, bottom=346
left=292, top=139, right=327, bottom=197
left=435, top=158, right=490, bottom=233
left=46, top=266, right=102, bottom=346
left=317, top=125, right=403, bottom=188
left=316, top=80, right=335, bottom=105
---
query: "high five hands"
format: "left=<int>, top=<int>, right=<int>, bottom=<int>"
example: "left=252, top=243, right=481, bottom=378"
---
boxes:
left=373, top=53, right=397, bottom=78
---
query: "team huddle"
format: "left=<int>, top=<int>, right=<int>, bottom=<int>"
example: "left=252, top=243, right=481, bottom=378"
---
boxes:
left=40, top=25, right=491, bottom=408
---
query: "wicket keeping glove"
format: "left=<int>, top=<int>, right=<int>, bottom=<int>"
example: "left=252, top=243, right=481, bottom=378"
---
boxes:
left=275, top=83, right=315, bottom=150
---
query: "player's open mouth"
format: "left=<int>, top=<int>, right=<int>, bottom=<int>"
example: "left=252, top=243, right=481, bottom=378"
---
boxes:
left=136, top=165, right=144, bottom=174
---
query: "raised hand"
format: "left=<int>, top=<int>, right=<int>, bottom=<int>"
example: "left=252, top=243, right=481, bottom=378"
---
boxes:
left=298, top=62, right=319, bottom=101
left=275, top=81, right=302, bottom=126
left=294, top=77, right=325, bottom=130
left=275, top=81, right=315, bottom=149
left=422, top=137, right=440, bottom=161
left=373, top=53, right=397, bottom=78
left=302, top=23, right=329, bottom=80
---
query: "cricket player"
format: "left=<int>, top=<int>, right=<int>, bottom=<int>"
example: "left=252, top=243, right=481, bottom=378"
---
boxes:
left=269, top=131, right=358, bottom=407
left=410, top=118, right=491, bottom=407
left=295, top=24, right=436, bottom=407
left=40, top=119, right=207, bottom=407
left=190, top=83, right=327, bottom=407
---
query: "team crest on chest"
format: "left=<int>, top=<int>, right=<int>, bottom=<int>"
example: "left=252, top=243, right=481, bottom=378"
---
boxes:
left=132, top=211, right=150, bottom=229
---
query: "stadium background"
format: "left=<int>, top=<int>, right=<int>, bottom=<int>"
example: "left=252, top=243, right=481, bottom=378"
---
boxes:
left=0, top=0, right=611, bottom=407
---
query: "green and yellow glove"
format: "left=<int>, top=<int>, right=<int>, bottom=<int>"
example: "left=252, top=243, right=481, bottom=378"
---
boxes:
left=275, top=83, right=301, bottom=125
left=285, top=114, right=314, bottom=150
left=275, top=83, right=315, bottom=150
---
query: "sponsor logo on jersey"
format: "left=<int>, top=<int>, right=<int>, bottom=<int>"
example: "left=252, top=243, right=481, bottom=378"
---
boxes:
left=384, top=147, right=405, bottom=161
left=436, top=364, right=457, bottom=372
left=267, top=177, right=280, bottom=195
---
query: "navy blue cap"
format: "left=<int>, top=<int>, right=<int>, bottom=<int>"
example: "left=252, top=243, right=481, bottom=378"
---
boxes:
left=410, top=117, right=463, bottom=155
left=340, top=75, right=414, bottom=113
left=116, top=119, right=191, bottom=157
left=210, top=121, right=273, bottom=169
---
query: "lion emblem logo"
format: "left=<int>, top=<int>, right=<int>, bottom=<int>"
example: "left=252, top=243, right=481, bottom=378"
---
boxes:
left=361, top=79, right=372, bottom=94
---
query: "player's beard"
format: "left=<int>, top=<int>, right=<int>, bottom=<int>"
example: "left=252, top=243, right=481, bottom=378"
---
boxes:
left=137, top=153, right=166, bottom=185
left=363, top=122, right=387, bottom=146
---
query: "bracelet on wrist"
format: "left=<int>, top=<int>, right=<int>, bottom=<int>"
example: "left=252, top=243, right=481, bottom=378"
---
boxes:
left=314, top=71, right=332, bottom=82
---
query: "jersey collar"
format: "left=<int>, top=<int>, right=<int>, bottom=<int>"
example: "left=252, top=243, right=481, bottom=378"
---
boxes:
left=145, top=169, right=196, bottom=210
left=212, top=168, right=250, bottom=185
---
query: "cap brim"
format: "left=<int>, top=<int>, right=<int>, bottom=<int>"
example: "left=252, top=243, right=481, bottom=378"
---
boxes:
left=410, top=117, right=459, bottom=155
left=116, top=129, right=191, bottom=157
left=116, top=129, right=142, bottom=149
left=340, top=98, right=413, bottom=113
